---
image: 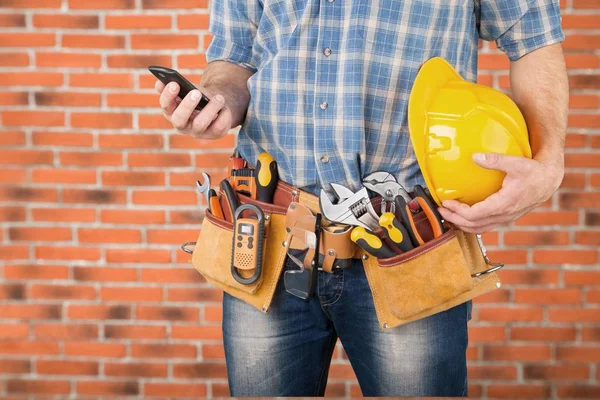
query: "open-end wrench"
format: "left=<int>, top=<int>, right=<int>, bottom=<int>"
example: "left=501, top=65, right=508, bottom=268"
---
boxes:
left=319, top=184, right=380, bottom=231
left=195, top=172, right=211, bottom=207
left=363, top=171, right=412, bottom=214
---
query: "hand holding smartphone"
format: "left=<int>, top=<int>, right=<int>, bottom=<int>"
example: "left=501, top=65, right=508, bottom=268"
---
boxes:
left=148, top=66, right=210, bottom=111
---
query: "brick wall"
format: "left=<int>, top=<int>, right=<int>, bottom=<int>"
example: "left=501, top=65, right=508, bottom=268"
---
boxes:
left=0, top=0, right=598, bottom=398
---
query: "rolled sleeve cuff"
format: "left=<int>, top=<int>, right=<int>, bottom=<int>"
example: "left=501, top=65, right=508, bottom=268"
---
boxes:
left=498, top=25, right=565, bottom=61
left=206, top=36, right=257, bottom=72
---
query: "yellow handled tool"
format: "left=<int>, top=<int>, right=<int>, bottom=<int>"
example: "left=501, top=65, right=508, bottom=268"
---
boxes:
left=350, top=226, right=396, bottom=259
left=255, top=152, right=278, bottom=203
left=379, top=212, right=414, bottom=253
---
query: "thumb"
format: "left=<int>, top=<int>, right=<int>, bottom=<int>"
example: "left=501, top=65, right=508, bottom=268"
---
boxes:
left=472, top=152, right=523, bottom=173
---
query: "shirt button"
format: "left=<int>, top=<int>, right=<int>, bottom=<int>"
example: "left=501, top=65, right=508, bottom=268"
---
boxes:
left=320, top=101, right=328, bottom=110
left=323, top=47, right=332, bottom=57
left=320, top=155, right=330, bottom=163
left=328, top=0, right=335, bottom=2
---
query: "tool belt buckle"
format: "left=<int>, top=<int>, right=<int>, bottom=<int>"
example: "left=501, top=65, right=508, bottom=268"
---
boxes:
left=471, top=234, right=504, bottom=278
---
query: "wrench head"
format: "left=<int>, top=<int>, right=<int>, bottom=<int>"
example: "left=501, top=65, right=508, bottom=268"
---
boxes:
left=195, top=172, right=211, bottom=203
left=363, top=171, right=396, bottom=184
left=363, top=175, right=411, bottom=204
left=319, top=186, right=379, bottom=230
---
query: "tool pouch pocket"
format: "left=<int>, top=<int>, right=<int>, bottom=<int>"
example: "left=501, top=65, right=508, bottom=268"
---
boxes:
left=375, top=228, right=474, bottom=321
left=189, top=197, right=289, bottom=312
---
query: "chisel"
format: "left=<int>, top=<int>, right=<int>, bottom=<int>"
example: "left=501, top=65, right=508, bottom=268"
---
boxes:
left=255, top=152, right=278, bottom=203
left=350, top=226, right=396, bottom=259
left=379, top=212, right=414, bottom=253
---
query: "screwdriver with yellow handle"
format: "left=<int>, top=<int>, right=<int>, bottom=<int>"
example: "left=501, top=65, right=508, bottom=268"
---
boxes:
left=350, top=226, right=397, bottom=259
left=379, top=212, right=414, bottom=253
left=255, top=152, right=279, bottom=203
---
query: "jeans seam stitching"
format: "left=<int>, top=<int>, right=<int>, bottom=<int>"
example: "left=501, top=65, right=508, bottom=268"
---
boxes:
left=315, top=330, right=337, bottom=396
left=321, top=271, right=345, bottom=307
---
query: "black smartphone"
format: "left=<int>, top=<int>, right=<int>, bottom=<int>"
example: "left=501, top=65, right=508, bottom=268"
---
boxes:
left=148, top=65, right=210, bottom=111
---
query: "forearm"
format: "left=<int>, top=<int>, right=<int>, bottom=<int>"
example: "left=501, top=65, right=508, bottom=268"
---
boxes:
left=509, top=43, right=568, bottom=174
left=199, top=60, right=255, bottom=128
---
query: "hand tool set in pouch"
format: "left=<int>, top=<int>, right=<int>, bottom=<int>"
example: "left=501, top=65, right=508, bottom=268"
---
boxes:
left=182, top=150, right=505, bottom=330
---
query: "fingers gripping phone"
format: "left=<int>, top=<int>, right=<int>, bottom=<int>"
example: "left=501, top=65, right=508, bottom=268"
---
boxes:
left=148, top=66, right=210, bottom=111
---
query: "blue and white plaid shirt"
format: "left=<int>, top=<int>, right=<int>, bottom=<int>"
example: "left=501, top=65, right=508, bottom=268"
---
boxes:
left=206, top=0, right=563, bottom=195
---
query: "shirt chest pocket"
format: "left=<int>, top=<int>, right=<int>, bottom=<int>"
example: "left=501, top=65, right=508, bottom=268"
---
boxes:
left=255, top=0, right=305, bottom=56
left=355, top=0, right=473, bottom=53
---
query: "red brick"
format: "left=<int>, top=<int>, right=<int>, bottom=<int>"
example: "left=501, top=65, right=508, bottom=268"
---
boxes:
left=533, top=250, right=598, bottom=265
left=4, top=264, right=68, bottom=280
left=59, top=151, right=122, bottom=167
left=0, top=341, right=59, bottom=356
left=582, top=327, right=600, bottom=342
left=136, top=305, right=199, bottom=322
left=468, top=365, right=517, bottom=380
left=549, top=309, right=600, bottom=323
left=63, top=188, right=127, bottom=204
left=132, top=189, right=198, bottom=205
left=106, top=14, right=172, bottom=29
left=202, top=344, right=225, bottom=359
left=106, top=248, right=171, bottom=263
left=0, top=359, right=30, bottom=374
left=510, top=327, right=576, bottom=342
left=98, top=133, right=163, bottom=148
left=9, top=227, right=71, bottom=242
left=37, top=52, right=101, bottom=68
left=0, top=304, right=61, bottom=320
left=147, top=228, right=199, bottom=245
left=33, top=13, right=98, bottom=28
left=556, top=385, right=600, bottom=399
left=64, top=342, right=126, bottom=358
left=68, top=304, right=131, bottom=320
left=524, top=364, right=589, bottom=381
left=0, top=323, right=28, bottom=339
left=35, top=245, right=101, bottom=261
left=2, top=110, right=65, bottom=127
left=32, top=131, right=93, bottom=147
left=141, top=267, right=202, bottom=283
left=515, top=211, right=579, bottom=226
left=485, top=250, right=527, bottom=264
left=32, top=168, right=97, bottom=184
left=102, top=171, right=165, bottom=186
left=574, top=0, right=600, bottom=8
left=478, top=307, right=544, bottom=322
left=203, top=305, right=222, bottom=323
left=7, top=379, right=69, bottom=395
left=30, top=284, right=97, bottom=300
left=76, top=381, right=139, bottom=396
left=69, top=0, right=135, bottom=9
left=71, top=112, right=132, bottom=129
left=0, top=71, right=62, bottom=86
left=514, top=288, right=581, bottom=305
left=70, top=72, right=134, bottom=88
left=1, top=33, right=55, bottom=47
left=78, top=228, right=141, bottom=243
left=101, top=209, right=166, bottom=224
left=586, top=289, right=600, bottom=302
left=171, top=325, right=222, bottom=340
left=34, top=324, right=98, bottom=340
left=0, top=206, right=26, bottom=221
left=100, top=286, right=163, bottom=302
left=487, top=384, right=550, bottom=399
left=0, top=91, right=28, bottom=106
left=167, top=287, right=223, bottom=303
left=497, top=269, right=559, bottom=285
left=169, top=133, right=236, bottom=149
left=504, top=231, right=569, bottom=246
left=557, top=345, right=600, bottom=362
left=575, top=231, right=600, bottom=245
left=0, top=149, right=53, bottom=165
left=63, top=34, right=125, bottom=49
left=105, top=362, right=167, bottom=377
left=0, top=13, right=25, bottom=27
left=144, top=383, right=207, bottom=398
left=35, top=91, right=101, bottom=107
left=483, top=345, right=551, bottom=361
left=104, top=324, right=167, bottom=340
left=107, top=54, right=172, bottom=68
left=37, top=360, right=98, bottom=376
left=131, top=343, right=197, bottom=359
left=173, top=362, right=227, bottom=379
left=74, top=266, right=137, bottom=282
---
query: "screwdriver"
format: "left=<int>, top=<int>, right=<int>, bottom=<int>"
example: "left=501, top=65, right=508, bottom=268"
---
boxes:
left=255, top=152, right=278, bottom=203
left=208, top=189, right=224, bottom=220
left=350, top=226, right=397, bottom=259
left=379, top=212, right=414, bottom=253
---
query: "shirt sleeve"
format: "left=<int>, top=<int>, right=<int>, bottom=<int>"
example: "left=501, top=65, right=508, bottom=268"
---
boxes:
left=205, top=1, right=262, bottom=72
left=476, top=0, right=565, bottom=61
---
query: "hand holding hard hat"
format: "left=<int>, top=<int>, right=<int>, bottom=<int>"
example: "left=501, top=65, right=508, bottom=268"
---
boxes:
left=408, top=57, right=563, bottom=234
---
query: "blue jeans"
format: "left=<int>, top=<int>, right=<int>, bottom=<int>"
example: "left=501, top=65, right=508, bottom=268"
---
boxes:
left=223, top=258, right=472, bottom=397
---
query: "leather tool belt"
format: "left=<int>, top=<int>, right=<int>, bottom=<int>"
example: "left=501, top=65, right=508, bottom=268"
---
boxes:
left=183, top=179, right=503, bottom=330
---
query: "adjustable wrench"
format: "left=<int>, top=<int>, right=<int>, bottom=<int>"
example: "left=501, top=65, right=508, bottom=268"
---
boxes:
left=319, top=183, right=380, bottom=231
left=362, top=171, right=411, bottom=214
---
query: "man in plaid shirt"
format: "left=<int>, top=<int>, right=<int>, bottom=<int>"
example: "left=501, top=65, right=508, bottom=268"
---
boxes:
left=155, top=0, right=567, bottom=396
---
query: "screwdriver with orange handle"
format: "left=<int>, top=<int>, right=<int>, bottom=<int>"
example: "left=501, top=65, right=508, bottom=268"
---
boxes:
left=208, top=189, right=224, bottom=220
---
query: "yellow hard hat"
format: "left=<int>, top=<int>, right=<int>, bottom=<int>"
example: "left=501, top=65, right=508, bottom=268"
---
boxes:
left=408, top=57, right=532, bottom=206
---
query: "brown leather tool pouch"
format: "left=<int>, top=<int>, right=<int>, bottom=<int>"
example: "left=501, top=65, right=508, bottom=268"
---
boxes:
left=189, top=194, right=289, bottom=313
left=375, top=228, right=473, bottom=320
left=362, top=225, right=502, bottom=330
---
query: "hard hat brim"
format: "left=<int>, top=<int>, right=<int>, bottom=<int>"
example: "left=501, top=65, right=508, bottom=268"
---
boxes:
left=408, top=57, right=464, bottom=206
